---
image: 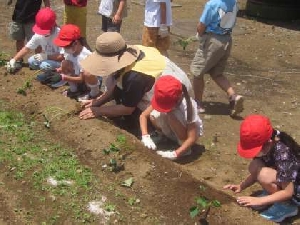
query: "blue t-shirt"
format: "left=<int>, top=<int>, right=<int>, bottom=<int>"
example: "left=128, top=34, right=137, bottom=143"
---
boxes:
left=200, top=0, right=238, bottom=35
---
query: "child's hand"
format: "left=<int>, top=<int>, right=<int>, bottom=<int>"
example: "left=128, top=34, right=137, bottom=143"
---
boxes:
left=80, top=99, right=93, bottom=108
left=236, top=196, right=264, bottom=207
left=223, top=184, right=242, bottom=193
left=56, top=67, right=62, bottom=73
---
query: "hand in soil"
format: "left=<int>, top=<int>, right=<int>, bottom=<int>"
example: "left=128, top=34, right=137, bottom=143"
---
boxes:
left=237, top=196, right=264, bottom=207
left=80, top=99, right=93, bottom=108
left=223, top=184, right=242, bottom=193
left=79, top=107, right=97, bottom=120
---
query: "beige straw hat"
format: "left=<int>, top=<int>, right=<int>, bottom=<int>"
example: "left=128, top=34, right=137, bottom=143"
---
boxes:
left=80, top=32, right=140, bottom=76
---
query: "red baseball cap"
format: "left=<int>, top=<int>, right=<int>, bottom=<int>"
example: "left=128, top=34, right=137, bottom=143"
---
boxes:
left=237, top=115, right=273, bottom=158
left=151, top=75, right=182, bottom=113
left=32, top=7, right=56, bottom=35
left=53, top=24, right=81, bottom=47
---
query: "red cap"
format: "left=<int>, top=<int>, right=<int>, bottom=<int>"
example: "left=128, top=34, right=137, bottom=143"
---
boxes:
left=151, top=75, right=182, bottom=112
left=32, top=7, right=56, bottom=35
left=53, top=24, right=81, bottom=47
left=237, top=115, right=273, bottom=158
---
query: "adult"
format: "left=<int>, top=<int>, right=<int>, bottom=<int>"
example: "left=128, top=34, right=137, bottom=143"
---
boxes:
left=6, top=7, right=63, bottom=73
left=53, top=24, right=100, bottom=99
left=79, top=32, right=192, bottom=120
left=98, top=0, right=128, bottom=33
left=142, top=0, right=172, bottom=56
left=7, top=0, right=50, bottom=69
left=190, top=0, right=243, bottom=116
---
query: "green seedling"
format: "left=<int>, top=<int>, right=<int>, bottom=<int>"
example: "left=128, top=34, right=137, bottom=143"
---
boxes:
left=128, top=197, right=140, bottom=206
left=175, top=36, right=196, bottom=50
left=121, top=177, right=134, bottom=188
left=116, top=134, right=126, bottom=144
left=103, top=143, right=120, bottom=155
left=190, top=197, right=221, bottom=223
left=16, top=80, right=32, bottom=96
left=108, top=158, right=124, bottom=172
left=104, top=203, right=116, bottom=212
left=0, top=52, right=9, bottom=67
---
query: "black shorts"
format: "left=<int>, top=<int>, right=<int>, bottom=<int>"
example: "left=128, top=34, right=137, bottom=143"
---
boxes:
left=102, top=15, right=122, bottom=32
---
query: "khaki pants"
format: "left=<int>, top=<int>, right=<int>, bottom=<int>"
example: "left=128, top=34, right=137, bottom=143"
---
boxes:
left=190, top=33, right=232, bottom=78
left=64, top=5, right=87, bottom=37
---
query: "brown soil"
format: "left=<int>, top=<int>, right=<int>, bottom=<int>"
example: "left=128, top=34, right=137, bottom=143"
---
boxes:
left=1, top=0, right=300, bottom=224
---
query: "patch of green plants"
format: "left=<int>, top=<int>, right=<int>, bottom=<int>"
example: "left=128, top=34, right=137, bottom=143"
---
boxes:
left=0, top=52, right=9, bottom=67
left=0, top=106, right=99, bottom=223
left=175, top=36, right=197, bottom=50
left=104, top=203, right=116, bottom=212
left=189, top=185, right=221, bottom=224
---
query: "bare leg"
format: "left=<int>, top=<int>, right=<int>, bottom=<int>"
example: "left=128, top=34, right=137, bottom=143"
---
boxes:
left=212, top=74, right=235, bottom=97
left=193, top=76, right=205, bottom=108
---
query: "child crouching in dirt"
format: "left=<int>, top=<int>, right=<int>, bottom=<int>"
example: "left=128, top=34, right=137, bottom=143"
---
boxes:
left=223, top=114, right=300, bottom=223
left=6, top=8, right=63, bottom=73
left=139, top=75, right=203, bottom=160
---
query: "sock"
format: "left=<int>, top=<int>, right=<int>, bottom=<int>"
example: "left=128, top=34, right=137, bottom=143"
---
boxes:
left=87, top=82, right=100, bottom=97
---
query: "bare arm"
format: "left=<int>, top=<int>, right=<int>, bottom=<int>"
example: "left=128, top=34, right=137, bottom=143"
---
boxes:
left=113, top=0, right=126, bottom=24
left=197, top=22, right=206, bottom=36
left=79, top=104, right=135, bottom=119
left=175, top=122, right=197, bottom=156
left=13, top=47, right=31, bottom=61
left=47, top=53, right=64, bottom=62
left=43, top=0, right=50, bottom=7
left=140, top=105, right=153, bottom=136
left=160, top=2, right=167, bottom=24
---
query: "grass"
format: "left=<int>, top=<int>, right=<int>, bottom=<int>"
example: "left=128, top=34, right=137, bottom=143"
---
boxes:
left=0, top=103, right=98, bottom=223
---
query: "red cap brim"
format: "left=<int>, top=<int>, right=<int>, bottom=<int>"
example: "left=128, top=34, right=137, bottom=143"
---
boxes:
left=32, top=24, right=51, bottom=35
left=237, top=142, right=262, bottom=158
left=151, top=97, right=173, bottom=113
left=53, top=37, right=73, bottom=47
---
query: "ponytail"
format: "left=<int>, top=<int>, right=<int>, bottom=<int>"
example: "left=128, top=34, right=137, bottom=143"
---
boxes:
left=182, top=84, right=193, bottom=123
left=272, top=129, right=300, bottom=158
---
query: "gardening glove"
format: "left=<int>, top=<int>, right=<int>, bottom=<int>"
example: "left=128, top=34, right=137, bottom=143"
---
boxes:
left=33, top=53, right=47, bottom=62
left=43, top=72, right=63, bottom=85
left=157, top=150, right=177, bottom=160
left=158, top=24, right=169, bottom=38
left=141, top=134, right=157, bottom=150
left=6, top=58, right=16, bottom=73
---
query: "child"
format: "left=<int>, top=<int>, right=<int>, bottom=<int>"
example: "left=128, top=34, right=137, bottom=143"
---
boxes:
left=8, top=0, right=50, bottom=68
left=53, top=24, right=100, bottom=99
left=142, top=0, right=172, bottom=56
left=223, top=114, right=300, bottom=222
left=6, top=7, right=63, bottom=73
left=139, top=75, right=203, bottom=160
left=98, top=0, right=127, bottom=32
left=63, top=0, right=90, bottom=49
left=190, top=0, right=243, bottom=116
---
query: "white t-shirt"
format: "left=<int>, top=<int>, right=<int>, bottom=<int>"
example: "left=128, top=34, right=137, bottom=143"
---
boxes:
left=26, top=27, right=61, bottom=56
left=144, top=0, right=172, bottom=27
left=63, top=47, right=91, bottom=76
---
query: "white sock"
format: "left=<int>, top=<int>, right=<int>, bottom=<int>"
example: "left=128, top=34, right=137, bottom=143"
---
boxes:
left=87, top=82, right=100, bottom=97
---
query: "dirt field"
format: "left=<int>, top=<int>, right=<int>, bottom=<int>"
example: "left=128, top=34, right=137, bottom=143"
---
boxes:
left=1, top=0, right=300, bottom=224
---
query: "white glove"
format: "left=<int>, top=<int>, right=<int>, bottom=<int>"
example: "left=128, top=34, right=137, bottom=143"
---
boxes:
left=141, top=134, right=157, bottom=150
left=33, top=53, right=47, bottom=62
left=6, top=58, right=16, bottom=73
left=157, top=150, right=177, bottom=160
left=158, top=24, right=169, bottom=38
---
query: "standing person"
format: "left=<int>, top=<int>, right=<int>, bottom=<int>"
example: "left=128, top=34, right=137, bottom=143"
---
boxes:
left=63, top=0, right=91, bottom=50
left=53, top=24, right=100, bottom=99
left=6, top=7, right=63, bottom=73
left=223, top=115, right=300, bottom=223
left=142, top=0, right=172, bottom=56
left=98, top=0, right=128, bottom=32
left=7, top=0, right=50, bottom=70
left=139, top=75, right=203, bottom=160
left=78, top=32, right=193, bottom=120
left=190, top=0, right=243, bottom=117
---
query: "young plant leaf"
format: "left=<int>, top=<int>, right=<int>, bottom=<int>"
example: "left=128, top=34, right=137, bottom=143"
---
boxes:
left=189, top=206, right=200, bottom=218
left=211, top=200, right=221, bottom=207
left=196, top=197, right=208, bottom=209
left=121, top=177, right=134, bottom=187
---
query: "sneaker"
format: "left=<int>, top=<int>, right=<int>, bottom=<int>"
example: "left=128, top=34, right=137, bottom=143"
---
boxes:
left=259, top=202, right=298, bottom=222
left=77, top=93, right=93, bottom=102
left=229, top=95, right=244, bottom=117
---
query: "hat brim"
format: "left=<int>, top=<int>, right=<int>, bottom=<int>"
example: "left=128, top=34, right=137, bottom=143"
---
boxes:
left=237, top=142, right=262, bottom=158
left=79, top=45, right=140, bottom=76
left=53, top=37, right=73, bottom=47
left=151, top=97, right=174, bottom=113
left=32, top=24, right=51, bottom=35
